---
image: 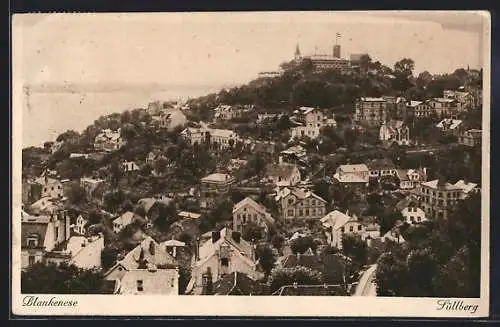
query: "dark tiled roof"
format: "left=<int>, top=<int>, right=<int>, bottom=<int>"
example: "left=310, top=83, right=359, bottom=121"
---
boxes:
left=213, top=272, right=260, bottom=295
left=266, top=163, right=298, bottom=179
left=367, top=158, right=396, bottom=170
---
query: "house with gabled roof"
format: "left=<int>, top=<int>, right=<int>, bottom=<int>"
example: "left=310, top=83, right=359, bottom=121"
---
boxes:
left=94, top=128, right=126, bottom=152
left=186, top=227, right=263, bottom=295
left=436, top=118, right=463, bottom=136
left=21, top=211, right=71, bottom=270
left=379, top=120, right=410, bottom=146
left=265, top=162, right=301, bottom=188
left=395, top=168, right=428, bottom=190
left=212, top=271, right=263, bottom=295
left=104, top=236, right=179, bottom=295
left=366, top=158, right=397, bottom=178
left=320, top=210, right=367, bottom=249
left=232, top=197, right=275, bottom=234
left=275, top=187, right=327, bottom=220
left=112, top=211, right=140, bottom=234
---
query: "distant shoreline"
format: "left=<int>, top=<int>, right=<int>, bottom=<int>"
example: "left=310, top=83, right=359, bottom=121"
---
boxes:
left=24, top=83, right=238, bottom=94
left=22, top=83, right=233, bottom=149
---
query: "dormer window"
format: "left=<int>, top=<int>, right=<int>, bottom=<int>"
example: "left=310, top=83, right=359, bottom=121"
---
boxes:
left=27, top=234, right=40, bottom=248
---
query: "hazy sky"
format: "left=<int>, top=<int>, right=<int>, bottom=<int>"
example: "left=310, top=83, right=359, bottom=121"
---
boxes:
left=13, top=11, right=487, bottom=89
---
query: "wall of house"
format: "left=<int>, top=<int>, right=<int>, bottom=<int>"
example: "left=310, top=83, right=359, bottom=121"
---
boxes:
left=402, top=207, right=427, bottom=225
left=41, top=181, right=64, bottom=199
left=192, top=251, right=259, bottom=292
left=233, top=205, right=265, bottom=231
left=281, top=195, right=325, bottom=219
left=118, top=269, right=179, bottom=295
left=43, top=223, right=56, bottom=252
left=21, top=249, right=45, bottom=270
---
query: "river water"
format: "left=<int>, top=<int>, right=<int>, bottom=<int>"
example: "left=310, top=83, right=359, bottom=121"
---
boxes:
left=21, top=85, right=223, bottom=148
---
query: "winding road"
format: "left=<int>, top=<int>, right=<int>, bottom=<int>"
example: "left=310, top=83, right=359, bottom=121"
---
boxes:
left=353, top=264, right=377, bottom=296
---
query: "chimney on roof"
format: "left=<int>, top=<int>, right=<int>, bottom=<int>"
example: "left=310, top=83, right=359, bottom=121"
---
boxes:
left=232, top=231, right=241, bottom=243
left=437, top=176, right=447, bottom=188
left=149, top=241, right=155, bottom=255
left=195, top=236, right=201, bottom=260
left=212, top=230, right=221, bottom=244
left=463, top=178, right=469, bottom=185
left=201, top=267, right=213, bottom=295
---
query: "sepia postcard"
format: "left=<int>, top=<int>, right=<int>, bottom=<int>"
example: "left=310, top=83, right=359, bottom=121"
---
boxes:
left=11, top=11, right=491, bottom=317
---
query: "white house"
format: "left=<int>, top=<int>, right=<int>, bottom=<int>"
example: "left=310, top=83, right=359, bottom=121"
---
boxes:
left=367, top=158, right=397, bottom=178
left=401, top=206, right=427, bottom=225
left=72, top=214, right=88, bottom=235
left=275, top=187, right=327, bottom=220
left=112, top=211, right=137, bottom=234
left=379, top=120, right=410, bottom=146
left=68, top=235, right=105, bottom=269
left=34, top=176, right=64, bottom=200
left=320, top=210, right=366, bottom=250
left=121, top=161, right=140, bottom=172
left=94, top=128, right=126, bottom=152
left=290, top=107, right=334, bottom=140
left=232, top=197, right=275, bottom=234
left=265, top=162, right=301, bottom=188
left=104, top=237, right=179, bottom=295
left=334, top=164, right=370, bottom=184
left=382, top=228, right=406, bottom=244
left=454, top=179, right=479, bottom=199
left=395, top=168, right=428, bottom=190
left=186, top=228, right=263, bottom=295
left=21, top=213, right=71, bottom=270
left=436, top=118, right=463, bottom=136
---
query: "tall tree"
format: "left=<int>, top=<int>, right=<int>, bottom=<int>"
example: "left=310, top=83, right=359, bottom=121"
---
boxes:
left=268, top=266, right=323, bottom=294
left=21, top=262, right=105, bottom=294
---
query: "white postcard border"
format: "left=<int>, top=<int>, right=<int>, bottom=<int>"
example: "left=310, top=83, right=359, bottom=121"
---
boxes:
left=11, top=10, right=491, bottom=317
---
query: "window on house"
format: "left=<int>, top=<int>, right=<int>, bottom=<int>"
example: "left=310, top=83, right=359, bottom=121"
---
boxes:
left=298, top=209, right=303, bottom=217
left=349, top=226, right=354, bottom=232
left=51, top=187, right=54, bottom=191
left=340, top=227, right=345, bottom=233
left=417, top=217, right=421, bottom=222
left=137, top=280, right=144, bottom=292
left=288, top=199, right=294, bottom=205
left=27, top=236, right=39, bottom=248
left=29, top=255, right=35, bottom=266
left=358, top=225, right=362, bottom=231
left=44, top=188, right=47, bottom=192
left=220, top=257, right=229, bottom=267
left=311, top=200, right=316, bottom=205
left=242, top=215, right=247, bottom=223
left=55, top=227, right=59, bottom=240
left=288, top=209, right=294, bottom=216
left=305, top=209, right=310, bottom=216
